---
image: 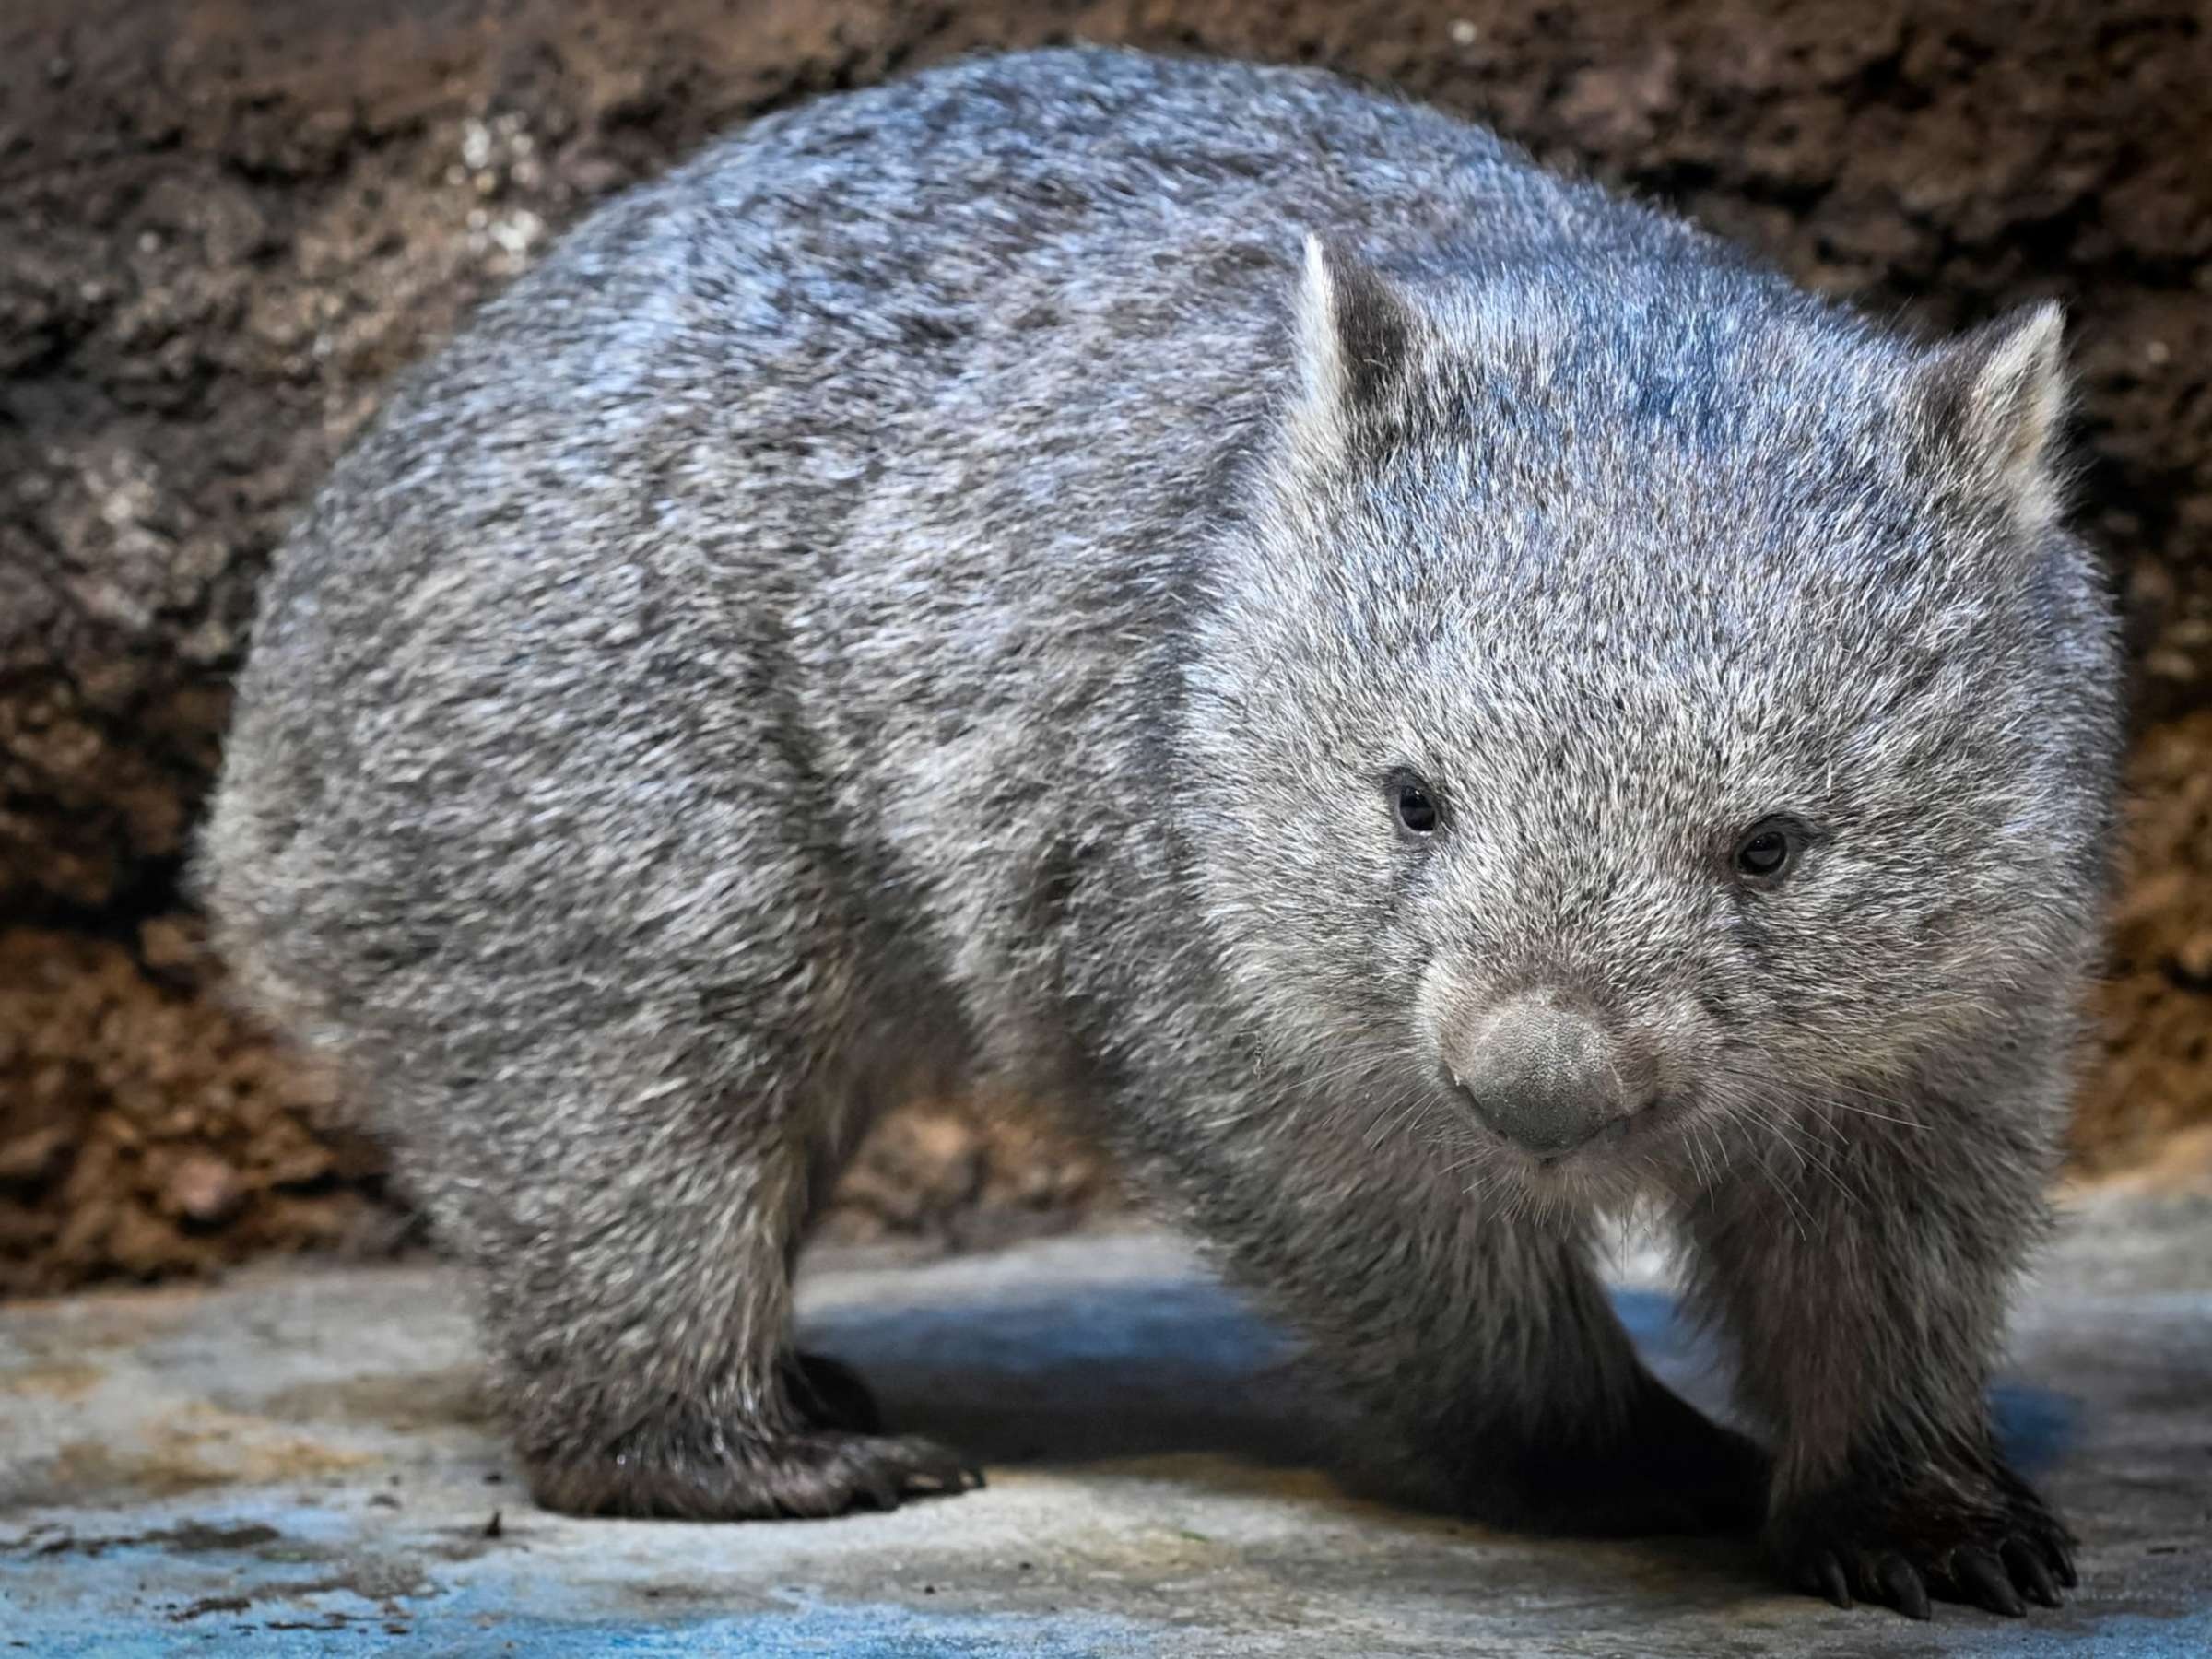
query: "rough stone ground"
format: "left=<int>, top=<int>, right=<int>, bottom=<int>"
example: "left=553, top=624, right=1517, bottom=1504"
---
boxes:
left=2, top=1185, right=2209, bottom=1655
left=6, top=0, right=2212, bottom=1290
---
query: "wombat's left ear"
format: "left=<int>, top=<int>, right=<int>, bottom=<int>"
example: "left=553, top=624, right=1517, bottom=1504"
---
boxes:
left=1287, top=233, right=1415, bottom=469
left=1920, top=300, right=2070, bottom=527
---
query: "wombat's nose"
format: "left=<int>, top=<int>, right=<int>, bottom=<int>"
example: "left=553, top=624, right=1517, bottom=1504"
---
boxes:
left=1445, top=994, right=1633, bottom=1157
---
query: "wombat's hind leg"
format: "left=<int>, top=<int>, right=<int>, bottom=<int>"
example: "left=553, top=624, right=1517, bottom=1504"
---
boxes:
left=474, top=1076, right=979, bottom=1520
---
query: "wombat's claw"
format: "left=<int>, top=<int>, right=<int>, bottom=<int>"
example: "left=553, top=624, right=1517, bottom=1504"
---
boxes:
left=1805, top=1550, right=1853, bottom=1610
left=1994, top=1461, right=2078, bottom=1590
left=1952, top=1547, right=2025, bottom=1616
left=836, top=1441, right=977, bottom=1522
left=1796, top=1547, right=1934, bottom=1619
left=1879, top=1552, right=1934, bottom=1618
left=2003, top=1536, right=2065, bottom=1606
left=766, top=1432, right=982, bottom=1517
left=774, top=1354, right=985, bottom=1507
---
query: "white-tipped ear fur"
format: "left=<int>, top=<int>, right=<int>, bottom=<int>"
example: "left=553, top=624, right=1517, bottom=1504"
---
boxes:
left=1925, top=300, right=2070, bottom=527
left=1289, top=232, right=1414, bottom=467
left=1295, top=234, right=1347, bottom=410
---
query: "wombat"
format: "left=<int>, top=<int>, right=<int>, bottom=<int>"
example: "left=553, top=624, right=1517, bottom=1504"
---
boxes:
left=201, top=45, right=2120, bottom=1619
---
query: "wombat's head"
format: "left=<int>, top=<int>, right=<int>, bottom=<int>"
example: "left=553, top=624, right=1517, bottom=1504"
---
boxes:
left=1179, top=237, right=2119, bottom=1200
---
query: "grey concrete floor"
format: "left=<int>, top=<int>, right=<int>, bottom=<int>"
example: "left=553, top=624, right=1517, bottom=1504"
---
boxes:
left=1, top=1190, right=2208, bottom=1655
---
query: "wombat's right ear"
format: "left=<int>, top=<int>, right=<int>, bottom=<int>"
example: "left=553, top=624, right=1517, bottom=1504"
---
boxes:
left=1289, top=233, right=1415, bottom=465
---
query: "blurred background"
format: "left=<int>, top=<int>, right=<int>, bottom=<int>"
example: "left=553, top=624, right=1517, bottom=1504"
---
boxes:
left=3, top=0, right=2207, bottom=1297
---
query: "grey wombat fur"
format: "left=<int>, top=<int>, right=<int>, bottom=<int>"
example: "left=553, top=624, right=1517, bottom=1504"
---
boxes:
left=201, top=46, right=2119, bottom=1618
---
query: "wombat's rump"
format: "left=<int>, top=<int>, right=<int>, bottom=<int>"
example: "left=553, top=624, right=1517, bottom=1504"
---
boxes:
left=203, top=47, right=2118, bottom=1620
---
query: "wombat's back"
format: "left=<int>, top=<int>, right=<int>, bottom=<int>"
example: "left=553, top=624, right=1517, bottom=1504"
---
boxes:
left=205, top=46, right=1724, bottom=1077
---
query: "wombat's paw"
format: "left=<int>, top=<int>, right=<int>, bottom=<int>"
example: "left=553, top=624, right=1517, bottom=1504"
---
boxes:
left=1453, top=1382, right=1771, bottom=1536
left=527, top=1426, right=982, bottom=1521
left=782, top=1351, right=883, bottom=1434
left=1770, top=1460, right=2077, bottom=1619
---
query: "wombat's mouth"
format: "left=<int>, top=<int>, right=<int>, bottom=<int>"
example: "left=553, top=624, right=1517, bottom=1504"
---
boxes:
left=1492, top=1090, right=1690, bottom=1171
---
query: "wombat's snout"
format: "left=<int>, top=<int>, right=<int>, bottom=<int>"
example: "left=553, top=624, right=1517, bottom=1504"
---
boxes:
left=1442, top=994, right=1645, bottom=1158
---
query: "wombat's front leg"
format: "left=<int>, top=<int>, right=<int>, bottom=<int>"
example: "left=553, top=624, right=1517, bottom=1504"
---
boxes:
left=1160, top=1124, right=1767, bottom=1534
left=1683, top=1099, right=2076, bottom=1618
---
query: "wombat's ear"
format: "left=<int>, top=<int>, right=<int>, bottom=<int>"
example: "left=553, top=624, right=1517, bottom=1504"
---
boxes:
left=1290, top=233, right=1415, bottom=461
left=1920, top=300, right=2070, bottom=528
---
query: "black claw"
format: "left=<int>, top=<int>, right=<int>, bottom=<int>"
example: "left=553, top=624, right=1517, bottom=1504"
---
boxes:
left=1878, top=1555, right=1931, bottom=1621
left=1955, top=1547, right=2027, bottom=1618
left=941, top=1461, right=978, bottom=1492
left=2049, top=1537, right=2080, bottom=1589
left=1815, top=1552, right=1853, bottom=1610
left=2004, top=1537, right=2063, bottom=1608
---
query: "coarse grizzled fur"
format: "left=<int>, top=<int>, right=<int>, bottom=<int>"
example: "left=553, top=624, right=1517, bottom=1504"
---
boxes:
left=200, top=45, right=2121, bottom=1621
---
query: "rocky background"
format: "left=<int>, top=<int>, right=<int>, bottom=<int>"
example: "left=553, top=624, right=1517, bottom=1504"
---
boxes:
left=4, top=0, right=2209, bottom=1294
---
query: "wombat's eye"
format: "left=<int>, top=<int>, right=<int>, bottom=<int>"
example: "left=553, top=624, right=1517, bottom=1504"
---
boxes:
left=1732, top=818, right=1800, bottom=882
left=1391, top=773, right=1441, bottom=837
